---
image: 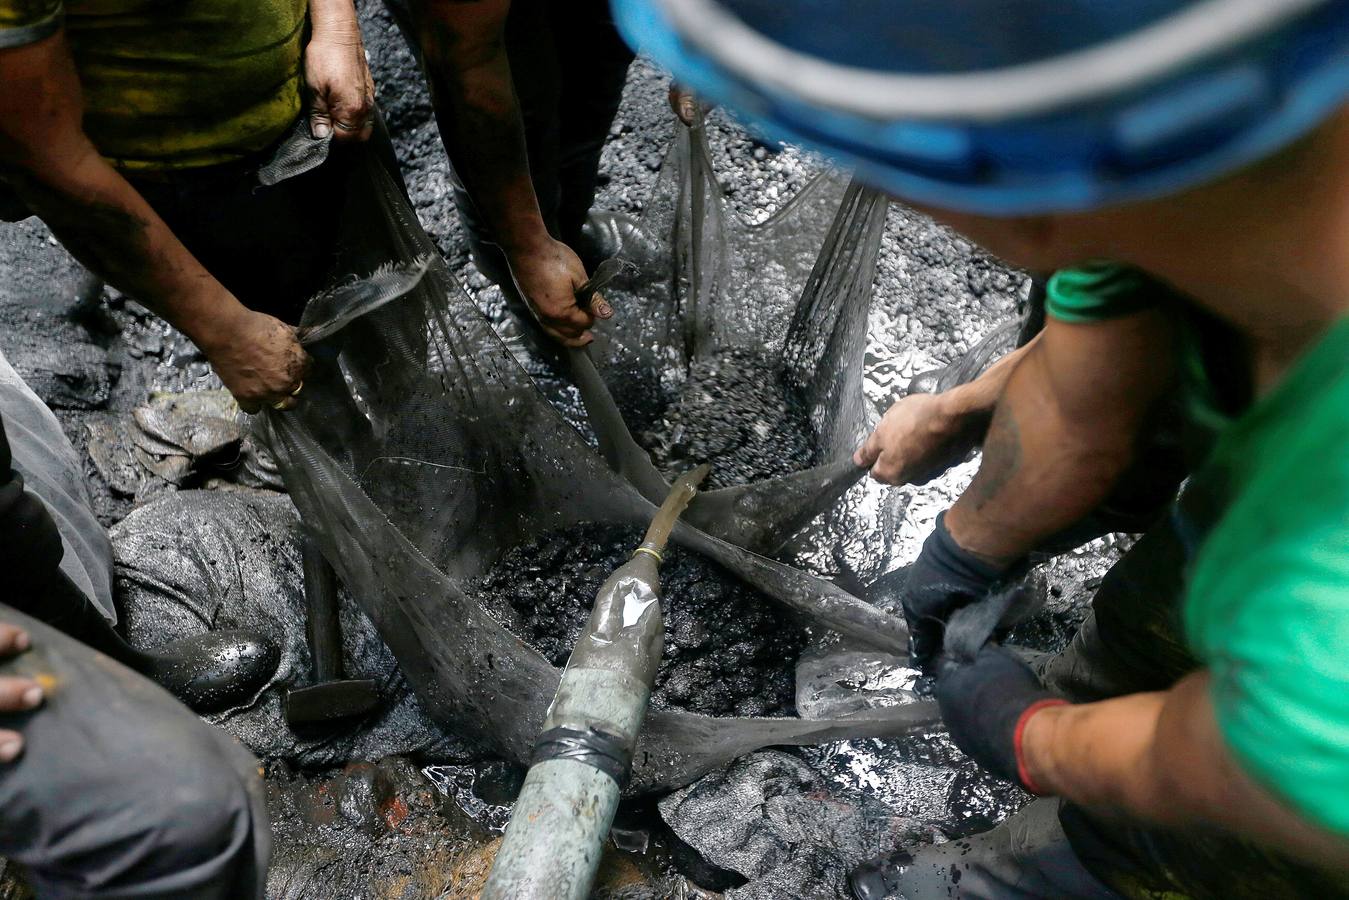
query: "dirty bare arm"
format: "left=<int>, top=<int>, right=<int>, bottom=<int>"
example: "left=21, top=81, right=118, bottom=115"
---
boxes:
left=857, top=335, right=1038, bottom=484
left=943, top=309, right=1175, bottom=565
left=0, top=31, right=309, bottom=412
left=305, top=0, right=376, bottom=141
left=1023, top=674, right=1349, bottom=873
left=412, top=0, right=609, bottom=345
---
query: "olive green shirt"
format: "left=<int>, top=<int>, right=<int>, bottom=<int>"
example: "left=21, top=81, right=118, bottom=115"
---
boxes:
left=0, top=0, right=306, bottom=170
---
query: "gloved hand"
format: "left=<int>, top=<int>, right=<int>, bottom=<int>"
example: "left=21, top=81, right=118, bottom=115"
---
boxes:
left=935, top=642, right=1065, bottom=791
left=901, top=512, right=1016, bottom=673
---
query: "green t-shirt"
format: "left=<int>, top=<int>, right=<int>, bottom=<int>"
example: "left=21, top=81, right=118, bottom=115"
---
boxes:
left=1182, top=318, right=1349, bottom=837
left=0, top=0, right=305, bottom=170
left=1049, top=263, right=1349, bottom=837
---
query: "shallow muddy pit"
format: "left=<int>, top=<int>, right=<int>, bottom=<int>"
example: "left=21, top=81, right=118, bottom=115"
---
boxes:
left=471, top=522, right=806, bottom=717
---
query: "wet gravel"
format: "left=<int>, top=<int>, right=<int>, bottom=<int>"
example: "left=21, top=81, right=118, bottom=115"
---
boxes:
left=641, top=348, right=815, bottom=489
left=471, top=523, right=805, bottom=717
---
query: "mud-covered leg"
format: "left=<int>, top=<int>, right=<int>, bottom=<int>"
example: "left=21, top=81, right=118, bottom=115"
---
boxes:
left=850, top=799, right=1120, bottom=900
left=1036, top=518, right=1194, bottom=702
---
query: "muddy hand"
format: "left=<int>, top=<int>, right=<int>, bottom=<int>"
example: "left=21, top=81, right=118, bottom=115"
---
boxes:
left=305, top=28, right=375, bottom=142
left=668, top=82, right=699, bottom=126
left=202, top=308, right=312, bottom=413
left=855, top=392, right=980, bottom=485
left=0, top=622, right=41, bottom=763
left=509, top=239, right=613, bottom=347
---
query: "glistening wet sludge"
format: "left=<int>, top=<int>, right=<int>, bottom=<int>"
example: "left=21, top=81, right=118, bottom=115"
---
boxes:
left=640, top=347, right=816, bottom=489
left=0, top=5, right=1116, bottom=893
left=471, top=522, right=805, bottom=717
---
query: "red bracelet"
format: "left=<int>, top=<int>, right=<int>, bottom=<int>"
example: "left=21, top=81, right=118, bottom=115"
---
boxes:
left=1013, top=698, right=1069, bottom=795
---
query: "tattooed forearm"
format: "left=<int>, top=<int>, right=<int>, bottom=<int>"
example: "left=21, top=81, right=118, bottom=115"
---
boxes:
left=964, top=400, right=1022, bottom=512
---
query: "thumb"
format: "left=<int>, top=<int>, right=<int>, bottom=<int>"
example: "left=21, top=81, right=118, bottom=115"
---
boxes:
left=309, top=94, right=333, bottom=139
left=854, top=432, right=880, bottom=468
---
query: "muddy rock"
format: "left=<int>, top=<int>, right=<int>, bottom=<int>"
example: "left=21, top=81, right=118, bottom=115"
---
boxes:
left=6, top=340, right=110, bottom=411
left=472, top=522, right=806, bottom=717
left=112, top=490, right=467, bottom=766
left=265, top=756, right=487, bottom=899
left=794, top=642, right=921, bottom=721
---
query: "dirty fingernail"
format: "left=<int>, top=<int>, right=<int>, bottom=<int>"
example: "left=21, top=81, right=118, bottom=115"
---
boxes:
left=595, top=301, right=613, bottom=318
left=0, top=739, right=21, bottom=762
left=21, top=686, right=42, bottom=708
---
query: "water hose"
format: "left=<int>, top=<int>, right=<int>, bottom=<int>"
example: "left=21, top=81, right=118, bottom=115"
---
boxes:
left=482, top=464, right=711, bottom=899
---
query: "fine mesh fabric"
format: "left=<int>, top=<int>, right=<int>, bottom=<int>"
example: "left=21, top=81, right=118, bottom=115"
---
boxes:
left=577, top=112, right=887, bottom=554
left=263, top=124, right=935, bottom=794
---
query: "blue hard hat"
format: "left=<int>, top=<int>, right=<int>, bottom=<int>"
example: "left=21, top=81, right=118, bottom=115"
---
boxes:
left=612, top=0, right=1349, bottom=215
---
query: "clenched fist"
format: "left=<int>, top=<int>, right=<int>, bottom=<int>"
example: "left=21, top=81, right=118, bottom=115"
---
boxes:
left=854, top=392, right=982, bottom=485
left=201, top=307, right=312, bottom=413
left=508, top=238, right=614, bottom=346
left=305, top=30, right=375, bottom=142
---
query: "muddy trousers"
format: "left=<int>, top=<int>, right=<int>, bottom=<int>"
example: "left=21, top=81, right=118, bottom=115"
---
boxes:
left=126, top=125, right=363, bottom=325
left=0, top=358, right=271, bottom=896
left=0, top=606, right=270, bottom=899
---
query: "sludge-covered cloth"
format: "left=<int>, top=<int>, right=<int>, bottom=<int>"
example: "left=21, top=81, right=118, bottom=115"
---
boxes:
left=261, top=127, right=937, bottom=794
left=0, top=606, right=271, bottom=899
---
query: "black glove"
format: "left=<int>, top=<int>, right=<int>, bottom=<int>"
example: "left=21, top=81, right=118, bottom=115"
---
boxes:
left=900, top=512, right=1012, bottom=673
left=935, top=642, right=1065, bottom=792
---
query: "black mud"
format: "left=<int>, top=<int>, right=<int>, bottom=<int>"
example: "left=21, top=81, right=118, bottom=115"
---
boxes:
left=640, top=348, right=815, bottom=489
left=471, top=522, right=805, bottom=717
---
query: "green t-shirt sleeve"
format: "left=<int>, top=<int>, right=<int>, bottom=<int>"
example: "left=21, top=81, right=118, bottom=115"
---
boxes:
left=1184, top=322, right=1349, bottom=836
left=0, top=0, right=61, bottom=47
left=1201, top=543, right=1349, bottom=837
left=1045, top=262, right=1168, bottom=324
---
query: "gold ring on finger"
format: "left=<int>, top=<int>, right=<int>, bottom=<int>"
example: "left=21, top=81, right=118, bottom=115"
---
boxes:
left=290, top=380, right=304, bottom=397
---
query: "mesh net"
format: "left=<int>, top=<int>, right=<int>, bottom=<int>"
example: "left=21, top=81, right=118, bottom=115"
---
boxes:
left=263, top=122, right=936, bottom=794
left=572, top=115, right=890, bottom=556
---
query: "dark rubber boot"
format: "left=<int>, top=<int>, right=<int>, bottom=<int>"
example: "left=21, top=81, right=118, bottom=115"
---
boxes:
left=849, top=847, right=913, bottom=900
left=33, top=570, right=280, bottom=713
